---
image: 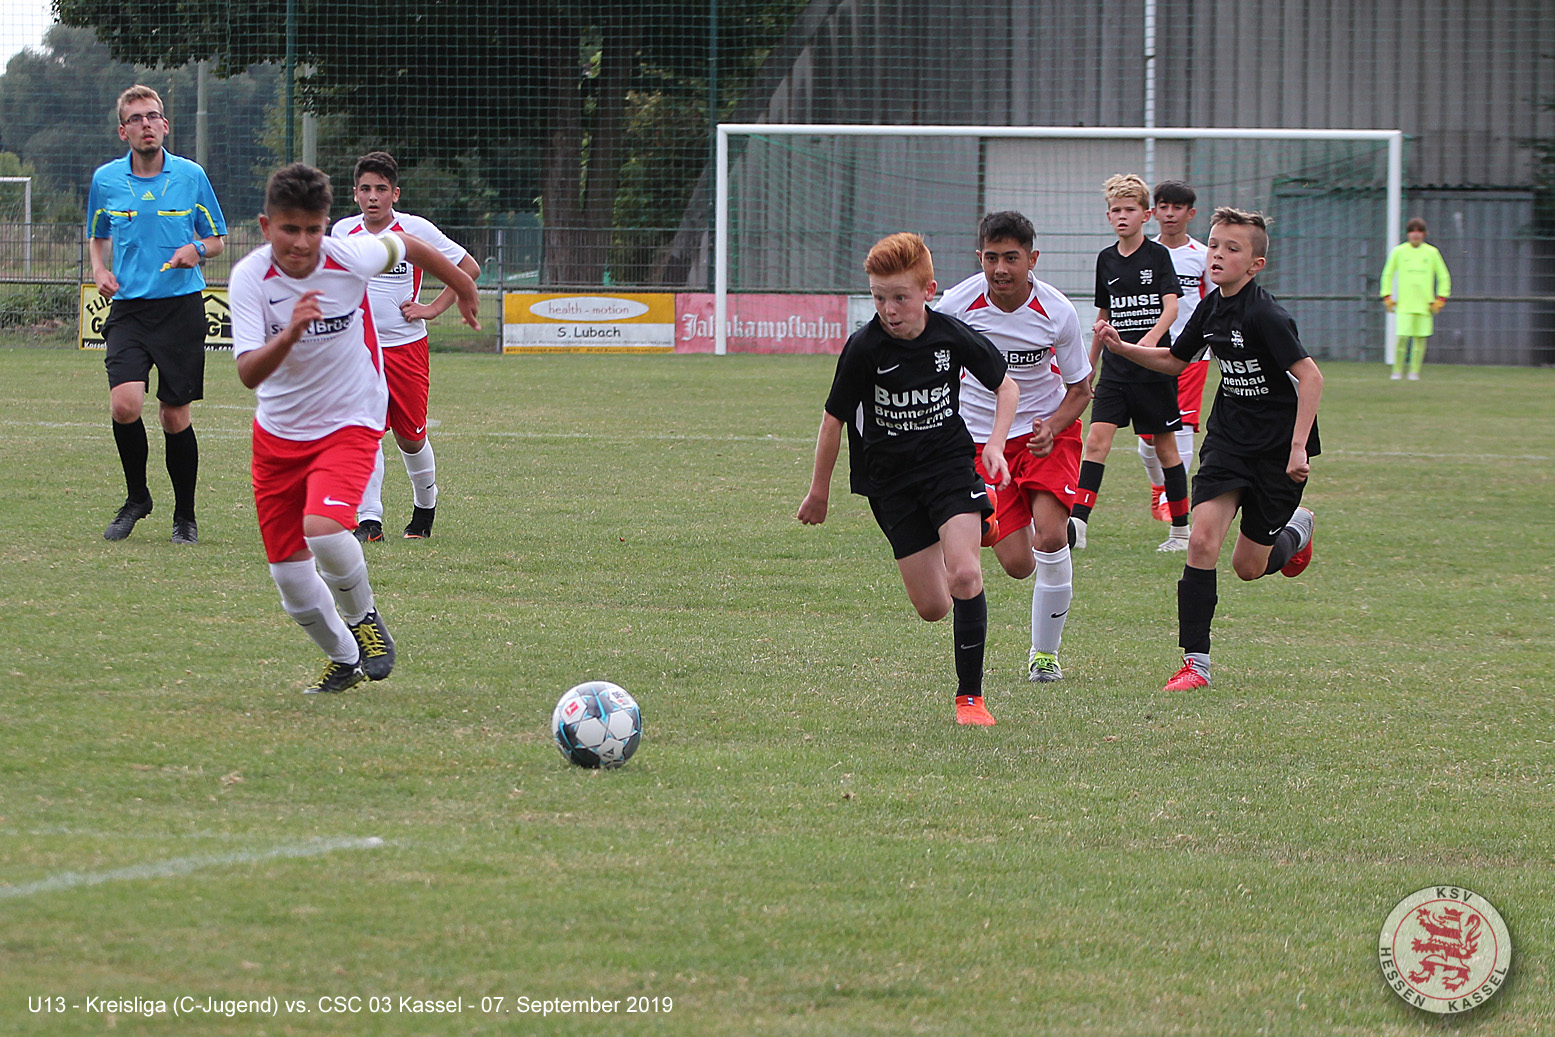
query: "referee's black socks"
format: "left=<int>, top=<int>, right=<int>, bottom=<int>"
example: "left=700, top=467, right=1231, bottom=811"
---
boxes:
left=165, top=425, right=199, bottom=520
left=112, top=418, right=150, bottom=503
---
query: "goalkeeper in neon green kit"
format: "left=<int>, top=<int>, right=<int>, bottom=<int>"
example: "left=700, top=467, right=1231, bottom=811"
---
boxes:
left=1380, top=217, right=1451, bottom=381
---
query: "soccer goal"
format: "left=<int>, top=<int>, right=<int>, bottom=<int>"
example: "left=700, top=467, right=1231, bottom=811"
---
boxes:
left=713, top=125, right=1403, bottom=359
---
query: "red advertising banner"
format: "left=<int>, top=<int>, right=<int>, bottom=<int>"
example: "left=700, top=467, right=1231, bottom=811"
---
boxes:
left=676, top=294, right=848, bottom=354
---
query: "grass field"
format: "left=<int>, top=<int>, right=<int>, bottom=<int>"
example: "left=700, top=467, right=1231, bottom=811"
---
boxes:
left=1, top=346, right=1552, bottom=1035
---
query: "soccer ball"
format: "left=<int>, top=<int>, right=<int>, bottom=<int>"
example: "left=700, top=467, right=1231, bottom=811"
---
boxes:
left=552, top=681, right=642, bottom=769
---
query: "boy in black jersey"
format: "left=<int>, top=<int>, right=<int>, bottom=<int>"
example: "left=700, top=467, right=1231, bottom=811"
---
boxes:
left=799, top=233, right=1018, bottom=726
left=1071, top=173, right=1188, bottom=551
left=1096, top=208, right=1323, bottom=693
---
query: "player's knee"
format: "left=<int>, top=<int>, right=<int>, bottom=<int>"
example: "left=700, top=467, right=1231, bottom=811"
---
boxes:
left=1233, top=556, right=1266, bottom=581
left=946, top=568, right=982, bottom=601
left=913, top=597, right=950, bottom=623
left=1001, top=555, right=1036, bottom=580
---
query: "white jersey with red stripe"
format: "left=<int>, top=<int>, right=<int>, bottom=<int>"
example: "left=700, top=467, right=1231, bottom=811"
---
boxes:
left=332, top=210, right=469, bottom=348
left=936, top=271, right=1092, bottom=442
left=230, top=233, right=405, bottom=440
left=1155, top=234, right=1209, bottom=352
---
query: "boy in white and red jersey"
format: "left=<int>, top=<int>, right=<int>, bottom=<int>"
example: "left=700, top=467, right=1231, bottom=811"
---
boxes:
left=231, top=164, right=480, bottom=694
left=331, top=151, right=481, bottom=542
left=937, top=211, right=1092, bottom=684
left=1138, top=180, right=1209, bottom=543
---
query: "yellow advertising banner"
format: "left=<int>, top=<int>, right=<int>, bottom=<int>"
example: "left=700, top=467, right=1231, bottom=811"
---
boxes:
left=78, top=286, right=233, bottom=350
left=502, top=292, right=675, bottom=353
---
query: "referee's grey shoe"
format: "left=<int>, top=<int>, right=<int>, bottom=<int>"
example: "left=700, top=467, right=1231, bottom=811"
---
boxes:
left=171, top=517, right=198, bottom=544
left=104, top=496, right=153, bottom=541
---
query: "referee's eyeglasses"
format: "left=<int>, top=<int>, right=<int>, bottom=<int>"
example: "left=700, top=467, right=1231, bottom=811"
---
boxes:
left=122, top=112, right=166, bottom=126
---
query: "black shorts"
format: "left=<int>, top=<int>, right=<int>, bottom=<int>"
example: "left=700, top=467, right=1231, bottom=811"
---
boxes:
left=868, top=464, right=992, bottom=560
left=1090, top=377, right=1183, bottom=435
left=103, top=293, right=207, bottom=406
left=1191, top=444, right=1308, bottom=546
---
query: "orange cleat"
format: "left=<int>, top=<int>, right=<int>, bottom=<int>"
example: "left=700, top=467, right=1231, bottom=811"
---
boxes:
left=1149, top=485, right=1170, bottom=522
left=980, top=515, right=1001, bottom=547
left=955, top=695, right=997, bottom=726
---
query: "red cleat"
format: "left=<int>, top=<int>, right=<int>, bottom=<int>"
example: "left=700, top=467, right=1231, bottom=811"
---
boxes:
left=955, top=695, right=997, bottom=726
left=1280, top=507, right=1315, bottom=577
left=1163, top=659, right=1210, bottom=692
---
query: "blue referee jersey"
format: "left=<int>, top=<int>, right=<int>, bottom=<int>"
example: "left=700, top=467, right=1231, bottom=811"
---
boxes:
left=87, top=150, right=226, bottom=300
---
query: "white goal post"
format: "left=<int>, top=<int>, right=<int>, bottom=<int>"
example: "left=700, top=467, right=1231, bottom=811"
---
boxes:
left=713, top=124, right=1403, bottom=358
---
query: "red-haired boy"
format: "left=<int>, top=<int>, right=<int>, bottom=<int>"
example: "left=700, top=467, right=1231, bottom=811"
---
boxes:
left=799, top=233, right=1018, bottom=725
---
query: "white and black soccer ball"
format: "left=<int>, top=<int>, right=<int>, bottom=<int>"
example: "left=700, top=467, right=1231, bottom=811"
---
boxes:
left=552, top=681, right=642, bottom=769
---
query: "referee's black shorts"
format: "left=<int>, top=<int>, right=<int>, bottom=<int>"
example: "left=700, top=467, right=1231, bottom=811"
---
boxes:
left=1192, top=444, right=1308, bottom=546
left=1090, top=376, right=1183, bottom=435
left=868, top=463, right=991, bottom=560
left=103, top=292, right=208, bottom=406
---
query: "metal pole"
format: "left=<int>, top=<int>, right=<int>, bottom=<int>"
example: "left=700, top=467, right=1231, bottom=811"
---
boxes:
left=707, top=0, right=719, bottom=294
left=284, top=0, right=297, bottom=162
left=714, top=127, right=728, bottom=355
left=1384, top=131, right=1404, bottom=365
left=196, top=60, right=209, bottom=169
left=1144, top=0, right=1156, bottom=186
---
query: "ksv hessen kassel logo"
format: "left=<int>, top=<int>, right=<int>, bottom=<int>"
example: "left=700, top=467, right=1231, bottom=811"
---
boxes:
left=1378, top=885, right=1511, bottom=1014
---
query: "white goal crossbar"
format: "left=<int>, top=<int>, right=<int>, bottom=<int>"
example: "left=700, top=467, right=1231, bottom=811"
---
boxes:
left=713, top=124, right=1404, bottom=356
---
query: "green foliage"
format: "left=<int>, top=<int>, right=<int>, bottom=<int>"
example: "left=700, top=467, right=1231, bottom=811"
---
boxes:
left=0, top=24, right=280, bottom=218
left=0, top=282, right=75, bottom=327
left=52, top=0, right=809, bottom=282
left=1, top=350, right=1553, bottom=1033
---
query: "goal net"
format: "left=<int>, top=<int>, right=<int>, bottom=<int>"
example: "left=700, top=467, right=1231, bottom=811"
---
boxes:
left=714, top=125, right=1402, bottom=359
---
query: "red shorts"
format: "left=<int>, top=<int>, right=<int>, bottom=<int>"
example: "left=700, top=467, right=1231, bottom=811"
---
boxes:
left=975, top=420, right=1083, bottom=535
left=251, top=422, right=384, bottom=562
left=383, top=336, right=431, bottom=439
left=1141, top=361, right=1210, bottom=441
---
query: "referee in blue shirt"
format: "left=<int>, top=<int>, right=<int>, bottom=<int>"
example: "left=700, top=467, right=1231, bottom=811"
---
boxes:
left=88, top=85, right=227, bottom=544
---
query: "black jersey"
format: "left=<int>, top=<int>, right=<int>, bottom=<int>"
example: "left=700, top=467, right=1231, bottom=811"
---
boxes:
left=1170, top=279, right=1321, bottom=458
left=824, top=308, right=1008, bottom=497
left=1094, top=239, right=1182, bottom=384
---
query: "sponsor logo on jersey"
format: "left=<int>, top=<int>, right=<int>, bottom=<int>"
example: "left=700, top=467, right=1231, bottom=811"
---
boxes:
left=1006, top=348, right=1051, bottom=366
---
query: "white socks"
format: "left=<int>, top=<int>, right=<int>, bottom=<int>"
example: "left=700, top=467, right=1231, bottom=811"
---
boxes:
left=1137, top=437, right=1165, bottom=486
left=307, top=529, right=374, bottom=625
left=1031, top=546, right=1073, bottom=656
left=402, top=441, right=438, bottom=509
left=358, top=446, right=386, bottom=523
left=269, top=558, right=356, bottom=662
left=1139, top=431, right=1196, bottom=485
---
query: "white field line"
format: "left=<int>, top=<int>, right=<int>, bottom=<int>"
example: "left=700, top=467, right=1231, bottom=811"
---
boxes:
left=0, top=836, right=385, bottom=900
left=0, top=419, right=1549, bottom=460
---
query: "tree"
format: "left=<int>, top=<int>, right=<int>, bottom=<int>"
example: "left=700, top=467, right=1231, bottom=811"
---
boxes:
left=0, top=24, right=279, bottom=218
left=55, top=0, right=804, bottom=286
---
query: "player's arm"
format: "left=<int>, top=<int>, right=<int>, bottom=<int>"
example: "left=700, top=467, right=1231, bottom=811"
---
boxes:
left=1285, top=356, right=1323, bottom=484
left=236, top=289, right=323, bottom=388
left=1430, top=249, right=1451, bottom=312
left=403, top=254, right=482, bottom=322
left=88, top=236, right=118, bottom=298
left=1088, top=308, right=1109, bottom=376
left=392, top=232, right=482, bottom=329
left=1095, top=318, right=1189, bottom=376
left=798, top=412, right=845, bottom=525
left=1380, top=247, right=1397, bottom=309
left=1136, top=293, right=1178, bottom=349
left=980, top=375, right=1018, bottom=490
left=1032, top=378, right=1093, bottom=459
